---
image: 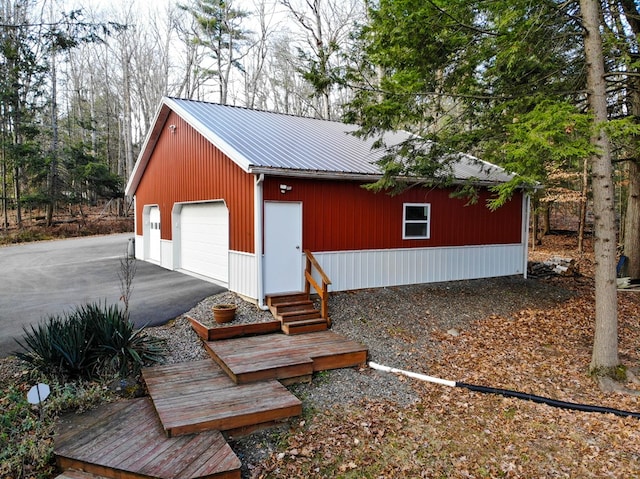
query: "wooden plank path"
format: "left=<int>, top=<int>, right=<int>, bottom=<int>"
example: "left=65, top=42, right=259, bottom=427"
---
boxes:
left=54, top=398, right=241, bottom=479
left=142, top=359, right=302, bottom=437
left=54, top=331, right=368, bottom=479
left=206, top=330, right=368, bottom=384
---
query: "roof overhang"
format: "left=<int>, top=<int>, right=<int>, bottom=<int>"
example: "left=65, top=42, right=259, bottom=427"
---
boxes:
left=248, top=166, right=511, bottom=188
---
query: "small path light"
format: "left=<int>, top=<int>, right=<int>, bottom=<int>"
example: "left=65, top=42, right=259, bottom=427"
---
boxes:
left=27, top=383, right=50, bottom=420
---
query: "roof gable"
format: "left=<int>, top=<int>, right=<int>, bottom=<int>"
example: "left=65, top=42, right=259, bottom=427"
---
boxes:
left=126, top=97, right=512, bottom=196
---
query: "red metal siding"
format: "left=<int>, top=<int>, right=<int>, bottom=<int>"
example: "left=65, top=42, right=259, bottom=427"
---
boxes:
left=263, top=177, right=522, bottom=252
left=134, top=112, right=255, bottom=253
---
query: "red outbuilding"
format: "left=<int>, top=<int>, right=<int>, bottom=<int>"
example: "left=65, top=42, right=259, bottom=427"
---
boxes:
left=125, top=97, right=529, bottom=308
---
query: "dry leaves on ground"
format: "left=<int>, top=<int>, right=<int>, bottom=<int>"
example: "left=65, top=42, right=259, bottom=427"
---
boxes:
left=253, top=235, right=640, bottom=479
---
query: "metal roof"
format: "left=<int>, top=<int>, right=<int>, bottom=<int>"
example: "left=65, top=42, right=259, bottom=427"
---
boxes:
left=126, top=97, right=513, bottom=195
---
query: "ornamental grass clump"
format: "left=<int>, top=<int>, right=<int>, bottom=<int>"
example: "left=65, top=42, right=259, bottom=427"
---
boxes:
left=15, top=302, right=165, bottom=380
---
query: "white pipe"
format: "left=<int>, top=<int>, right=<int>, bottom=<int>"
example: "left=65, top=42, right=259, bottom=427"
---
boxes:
left=369, top=362, right=456, bottom=388
left=254, top=174, right=269, bottom=310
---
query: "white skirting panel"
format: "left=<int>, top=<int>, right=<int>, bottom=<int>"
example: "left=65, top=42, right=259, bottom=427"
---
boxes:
left=312, top=244, right=525, bottom=292
left=135, top=240, right=256, bottom=296
left=134, top=234, right=144, bottom=260
left=133, top=234, right=173, bottom=269
left=229, top=250, right=258, bottom=300
left=160, top=240, right=173, bottom=270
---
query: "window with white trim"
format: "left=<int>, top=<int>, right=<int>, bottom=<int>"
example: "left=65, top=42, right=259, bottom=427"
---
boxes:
left=403, top=203, right=431, bottom=239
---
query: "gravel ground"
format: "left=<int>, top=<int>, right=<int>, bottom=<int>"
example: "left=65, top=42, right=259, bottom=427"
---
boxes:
left=145, top=275, right=573, bottom=477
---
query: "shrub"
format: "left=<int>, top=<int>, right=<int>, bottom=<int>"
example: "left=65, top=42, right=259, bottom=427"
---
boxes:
left=81, top=303, right=165, bottom=377
left=15, top=302, right=165, bottom=380
left=15, top=315, right=73, bottom=377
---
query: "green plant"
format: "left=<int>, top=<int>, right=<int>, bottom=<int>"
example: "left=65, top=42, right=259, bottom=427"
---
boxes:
left=16, top=302, right=165, bottom=380
left=52, top=313, right=94, bottom=376
left=0, top=385, right=56, bottom=478
left=15, top=315, right=69, bottom=376
left=84, top=303, right=165, bottom=377
left=0, top=377, right=114, bottom=479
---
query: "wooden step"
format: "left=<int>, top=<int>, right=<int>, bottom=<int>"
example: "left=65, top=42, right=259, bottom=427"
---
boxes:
left=267, top=292, right=309, bottom=306
left=279, top=309, right=322, bottom=323
left=282, top=318, right=328, bottom=335
left=54, top=398, right=241, bottom=479
left=142, top=360, right=302, bottom=436
left=205, top=331, right=367, bottom=384
left=206, top=339, right=314, bottom=384
left=272, top=300, right=315, bottom=314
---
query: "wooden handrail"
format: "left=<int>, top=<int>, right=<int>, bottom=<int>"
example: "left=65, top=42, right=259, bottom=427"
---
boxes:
left=304, top=249, right=332, bottom=325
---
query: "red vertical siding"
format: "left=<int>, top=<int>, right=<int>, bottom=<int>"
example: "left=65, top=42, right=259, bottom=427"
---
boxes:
left=134, top=112, right=255, bottom=253
left=263, top=177, right=522, bottom=252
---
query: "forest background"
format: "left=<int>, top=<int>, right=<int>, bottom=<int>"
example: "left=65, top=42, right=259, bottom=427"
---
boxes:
left=1, top=0, right=637, bottom=254
left=0, top=0, right=639, bottom=375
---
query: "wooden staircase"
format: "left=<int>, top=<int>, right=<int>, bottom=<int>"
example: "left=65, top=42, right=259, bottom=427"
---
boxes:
left=267, top=250, right=332, bottom=335
left=267, top=292, right=328, bottom=334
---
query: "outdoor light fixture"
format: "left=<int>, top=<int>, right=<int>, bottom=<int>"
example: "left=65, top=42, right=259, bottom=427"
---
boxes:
left=280, top=184, right=292, bottom=194
left=169, top=124, right=177, bottom=134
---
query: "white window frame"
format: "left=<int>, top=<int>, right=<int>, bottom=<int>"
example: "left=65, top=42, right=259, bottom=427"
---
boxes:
left=403, top=203, right=431, bottom=239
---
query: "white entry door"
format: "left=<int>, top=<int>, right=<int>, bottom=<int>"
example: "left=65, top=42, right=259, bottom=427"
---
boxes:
left=148, top=206, right=161, bottom=262
left=264, top=201, right=303, bottom=294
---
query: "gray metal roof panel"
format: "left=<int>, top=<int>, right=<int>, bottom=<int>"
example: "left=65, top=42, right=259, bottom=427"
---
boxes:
left=166, top=97, right=513, bottom=183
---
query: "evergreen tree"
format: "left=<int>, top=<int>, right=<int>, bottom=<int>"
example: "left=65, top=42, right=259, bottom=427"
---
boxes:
left=345, top=0, right=627, bottom=379
left=345, top=0, right=586, bottom=203
left=180, top=0, right=249, bottom=105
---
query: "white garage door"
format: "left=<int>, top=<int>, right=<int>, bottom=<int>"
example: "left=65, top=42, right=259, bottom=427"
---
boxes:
left=179, top=202, right=229, bottom=284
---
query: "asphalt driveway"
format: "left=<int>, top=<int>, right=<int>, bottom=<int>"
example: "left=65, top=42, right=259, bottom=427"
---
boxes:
left=0, top=233, right=223, bottom=358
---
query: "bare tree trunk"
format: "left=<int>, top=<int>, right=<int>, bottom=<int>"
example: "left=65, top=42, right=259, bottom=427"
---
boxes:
left=1, top=115, right=7, bottom=230
left=13, top=87, right=21, bottom=228
left=530, top=196, right=540, bottom=251
left=624, top=160, right=640, bottom=278
left=578, top=157, right=589, bottom=253
left=541, top=203, right=551, bottom=237
left=13, top=162, right=21, bottom=227
left=581, top=0, right=619, bottom=374
left=244, top=0, right=269, bottom=109
left=89, top=69, right=97, bottom=156
left=312, top=0, right=330, bottom=119
left=219, top=33, right=228, bottom=105
left=46, top=46, right=58, bottom=227
left=121, top=43, right=134, bottom=179
left=530, top=212, right=537, bottom=252
left=279, top=0, right=364, bottom=119
left=615, top=0, right=640, bottom=278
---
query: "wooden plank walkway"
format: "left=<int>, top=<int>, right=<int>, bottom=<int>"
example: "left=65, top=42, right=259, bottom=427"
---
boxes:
left=54, top=398, right=241, bottom=479
left=206, top=330, right=368, bottom=384
left=142, top=360, right=302, bottom=437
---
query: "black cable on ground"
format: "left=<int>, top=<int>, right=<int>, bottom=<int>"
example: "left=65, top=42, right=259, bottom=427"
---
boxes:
left=368, top=362, right=640, bottom=420
left=456, top=382, right=640, bottom=419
